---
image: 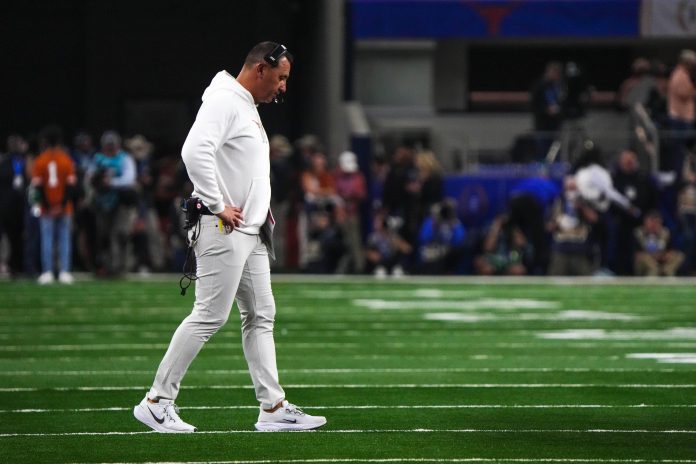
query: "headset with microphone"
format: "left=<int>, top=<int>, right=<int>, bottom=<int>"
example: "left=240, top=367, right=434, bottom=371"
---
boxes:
left=264, top=43, right=290, bottom=104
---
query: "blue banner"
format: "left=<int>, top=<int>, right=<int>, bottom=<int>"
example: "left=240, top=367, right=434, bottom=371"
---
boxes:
left=351, top=0, right=641, bottom=39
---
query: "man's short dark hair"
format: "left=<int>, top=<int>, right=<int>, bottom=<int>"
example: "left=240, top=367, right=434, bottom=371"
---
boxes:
left=244, top=41, right=294, bottom=67
left=40, top=124, right=63, bottom=147
left=645, top=209, right=662, bottom=220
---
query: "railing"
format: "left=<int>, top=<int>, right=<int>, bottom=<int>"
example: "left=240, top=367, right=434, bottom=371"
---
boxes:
left=631, top=103, right=660, bottom=174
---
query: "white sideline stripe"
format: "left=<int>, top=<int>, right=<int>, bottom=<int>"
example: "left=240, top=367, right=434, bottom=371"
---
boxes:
left=2, top=383, right=695, bottom=392
left=539, top=329, right=696, bottom=341
left=3, top=404, right=695, bottom=414
left=60, top=459, right=696, bottom=464
left=300, top=288, right=484, bottom=299
left=353, top=298, right=560, bottom=311
left=2, top=429, right=696, bottom=438
left=0, top=355, right=641, bottom=362
left=69, top=460, right=696, bottom=464
left=424, top=312, right=643, bottom=323
left=627, top=353, right=696, bottom=364
left=0, top=367, right=687, bottom=376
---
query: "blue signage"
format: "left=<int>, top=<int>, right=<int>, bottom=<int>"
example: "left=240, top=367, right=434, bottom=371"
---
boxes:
left=351, top=0, right=641, bottom=39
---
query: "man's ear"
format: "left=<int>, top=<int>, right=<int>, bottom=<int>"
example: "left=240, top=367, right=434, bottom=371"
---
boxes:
left=256, top=62, right=266, bottom=78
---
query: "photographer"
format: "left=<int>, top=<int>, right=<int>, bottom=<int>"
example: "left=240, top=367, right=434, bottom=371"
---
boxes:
left=366, top=210, right=412, bottom=277
left=418, top=199, right=466, bottom=275
left=547, top=176, right=599, bottom=276
left=474, top=213, right=528, bottom=276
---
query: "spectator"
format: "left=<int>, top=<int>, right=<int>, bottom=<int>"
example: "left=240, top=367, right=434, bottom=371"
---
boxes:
left=547, top=176, right=599, bottom=276
left=152, top=154, right=190, bottom=271
left=610, top=149, right=658, bottom=275
left=333, top=150, right=367, bottom=273
left=677, top=149, right=696, bottom=274
left=125, top=134, right=162, bottom=273
left=530, top=61, right=564, bottom=159
left=302, top=203, right=345, bottom=274
left=87, top=130, right=137, bottom=276
left=382, top=145, right=421, bottom=248
left=573, top=149, right=639, bottom=273
left=617, top=57, right=657, bottom=111
left=474, top=213, right=527, bottom=276
left=645, top=59, right=670, bottom=122
left=370, top=152, right=389, bottom=208
left=294, top=134, right=323, bottom=172
left=414, top=150, right=444, bottom=217
left=270, top=135, right=292, bottom=202
left=70, top=130, right=95, bottom=185
left=419, top=199, right=467, bottom=274
left=0, top=135, right=31, bottom=276
left=665, top=49, right=696, bottom=176
left=508, top=176, right=560, bottom=274
left=634, top=210, right=684, bottom=277
left=414, top=149, right=445, bottom=254
left=31, top=125, right=77, bottom=284
left=286, top=134, right=324, bottom=269
left=563, top=61, right=591, bottom=121
left=301, top=151, right=336, bottom=202
left=299, top=151, right=337, bottom=270
left=365, top=210, right=412, bottom=278
left=70, top=131, right=97, bottom=272
left=269, top=135, right=293, bottom=270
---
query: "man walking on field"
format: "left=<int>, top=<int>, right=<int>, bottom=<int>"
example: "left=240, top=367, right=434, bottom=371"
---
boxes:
left=134, top=42, right=326, bottom=433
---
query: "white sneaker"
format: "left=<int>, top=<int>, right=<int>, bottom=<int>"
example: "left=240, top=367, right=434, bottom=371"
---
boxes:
left=255, top=400, right=327, bottom=431
left=58, top=272, right=74, bottom=284
left=133, top=396, right=197, bottom=433
left=374, top=265, right=387, bottom=279
left=37, top=272, right=54, bottom=285
left=392, top=265, right=405, bottom=277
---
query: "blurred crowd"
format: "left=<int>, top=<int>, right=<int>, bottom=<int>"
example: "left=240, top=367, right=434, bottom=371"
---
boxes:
left=519, top=48, right=696, bottom=277
left=0, top=127, right=191, bottom=282
left=1, top=49, right=695, bottom=282
left=1, top=127, right=695, bottom=282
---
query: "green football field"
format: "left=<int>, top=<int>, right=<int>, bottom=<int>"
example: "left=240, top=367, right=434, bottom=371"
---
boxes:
left=0, top=276, right=695, bottom=463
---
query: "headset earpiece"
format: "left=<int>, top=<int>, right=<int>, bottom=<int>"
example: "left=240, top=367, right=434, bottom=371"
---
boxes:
left=264, top=43, right=288, bottom=68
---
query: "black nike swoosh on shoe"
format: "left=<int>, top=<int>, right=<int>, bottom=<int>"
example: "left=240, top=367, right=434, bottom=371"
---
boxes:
left=282, top=418, right=297, bottom=423
left=147, top=405, right=165, bottom=424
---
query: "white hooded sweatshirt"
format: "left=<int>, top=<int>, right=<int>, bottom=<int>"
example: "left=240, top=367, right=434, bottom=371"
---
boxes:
left=182, top=71, right=271, bottom=235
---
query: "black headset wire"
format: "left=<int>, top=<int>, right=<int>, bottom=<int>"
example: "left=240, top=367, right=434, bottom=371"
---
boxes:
left=179, top=215, right=202, bottom=296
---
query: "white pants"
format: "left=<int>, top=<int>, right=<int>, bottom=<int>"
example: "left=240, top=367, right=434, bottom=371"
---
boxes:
left=149, top=216, right=285, bottom=409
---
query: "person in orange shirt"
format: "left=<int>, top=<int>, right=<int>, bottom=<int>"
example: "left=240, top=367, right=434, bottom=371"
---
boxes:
left=31, top=125, right=77, bottom=284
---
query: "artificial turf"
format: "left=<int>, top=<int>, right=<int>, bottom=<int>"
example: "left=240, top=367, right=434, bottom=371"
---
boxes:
left=0, top=276, right=695, bottom=463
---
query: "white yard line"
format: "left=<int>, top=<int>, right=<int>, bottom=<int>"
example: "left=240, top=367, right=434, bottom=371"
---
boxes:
left=0, top=367, right=687, bottom=376
left=2, top=429, right=696, bottom=438
left=2, top=404, right=695, bottom=414
left=69, top=460, right=696, bottom=464
left=3, top=355, right=635, bottom=362
left=2, top=383, right=695, bottom=393
left=68, top=459, right=696, bottom=464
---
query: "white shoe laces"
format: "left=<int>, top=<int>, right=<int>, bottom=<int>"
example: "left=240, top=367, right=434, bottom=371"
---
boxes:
left=163, top=403, right=183, bottom=423
left=284, top=402, right=306, bottom=416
